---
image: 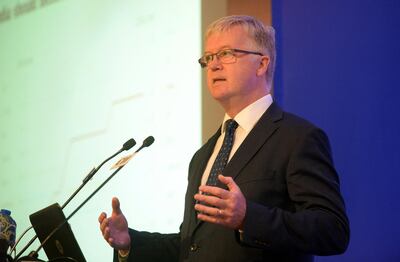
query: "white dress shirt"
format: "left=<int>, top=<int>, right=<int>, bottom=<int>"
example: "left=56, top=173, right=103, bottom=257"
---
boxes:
left=200, top=94, right=273, bottom=185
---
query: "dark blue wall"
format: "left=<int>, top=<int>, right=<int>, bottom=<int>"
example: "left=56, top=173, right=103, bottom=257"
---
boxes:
left=272, top=1, right=400, bottom=261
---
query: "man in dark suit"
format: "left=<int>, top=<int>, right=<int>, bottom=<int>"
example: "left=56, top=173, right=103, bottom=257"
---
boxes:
left=99, top=15, right=349, bottom=261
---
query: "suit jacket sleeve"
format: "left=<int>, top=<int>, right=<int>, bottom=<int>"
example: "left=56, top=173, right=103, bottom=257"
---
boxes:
left=113, top=229, right=180, bottom=262
left=239, top=127, right=350, bottom=256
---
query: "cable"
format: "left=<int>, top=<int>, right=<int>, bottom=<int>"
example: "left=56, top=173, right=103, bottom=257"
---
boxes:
left=8, top=225, right=33, bottom=255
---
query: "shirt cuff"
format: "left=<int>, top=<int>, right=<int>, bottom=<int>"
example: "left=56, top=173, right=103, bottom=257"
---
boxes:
left=238, top=229, right=244, bottom=242
left=118, top=248, right=130, bottom=262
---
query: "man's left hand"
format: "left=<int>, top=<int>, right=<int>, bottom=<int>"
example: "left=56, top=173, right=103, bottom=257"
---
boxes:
left=194, top=175, right=246, bottom=230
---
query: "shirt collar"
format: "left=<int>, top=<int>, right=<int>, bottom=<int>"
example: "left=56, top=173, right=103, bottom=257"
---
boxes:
left=221, top=94, right=273, bottom=134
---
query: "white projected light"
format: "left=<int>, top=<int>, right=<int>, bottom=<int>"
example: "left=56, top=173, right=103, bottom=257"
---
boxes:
left=0, top=0, right=201, bottom=260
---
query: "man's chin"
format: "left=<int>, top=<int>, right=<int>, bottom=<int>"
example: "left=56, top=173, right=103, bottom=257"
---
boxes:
left=210, top=92, right=229, bottom=102
left=208, top=86, right=229, bottom=99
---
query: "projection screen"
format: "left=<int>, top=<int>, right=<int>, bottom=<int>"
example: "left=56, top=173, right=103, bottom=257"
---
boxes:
left=0, top=0, right=201, bottom=260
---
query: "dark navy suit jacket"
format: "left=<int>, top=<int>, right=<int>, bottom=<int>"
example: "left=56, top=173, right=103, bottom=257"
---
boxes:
left=116, top=103, right=350, bottom=262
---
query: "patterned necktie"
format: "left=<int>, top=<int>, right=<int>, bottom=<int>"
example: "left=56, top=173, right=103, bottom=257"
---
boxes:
left=206, top=119, right=238, bottom=186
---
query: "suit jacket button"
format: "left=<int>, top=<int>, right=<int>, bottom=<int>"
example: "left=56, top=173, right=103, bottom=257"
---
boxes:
left=190, top=244, right=199, bottom=252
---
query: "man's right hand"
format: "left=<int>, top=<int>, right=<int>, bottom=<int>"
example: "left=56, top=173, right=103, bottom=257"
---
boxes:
left=98, top=197, right=131, bottom=251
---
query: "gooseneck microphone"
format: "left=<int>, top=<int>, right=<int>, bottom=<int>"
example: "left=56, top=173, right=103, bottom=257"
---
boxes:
left=82, top=138, right=136, bottom=184
left=135, top=136, right=155, bottom=153
left=13, top=138, right=136, bottom=261
left=122, top=138, right=137, bottom=151
left=26, top=136, right=154, bottom=260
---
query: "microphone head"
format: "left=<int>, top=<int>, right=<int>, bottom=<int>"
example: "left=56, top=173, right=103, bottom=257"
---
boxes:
left=142, top=136, right=155, bottom=148
left=122, top=138, right=136, bottom=151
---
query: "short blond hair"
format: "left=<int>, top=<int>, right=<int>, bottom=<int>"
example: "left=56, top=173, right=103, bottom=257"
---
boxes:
left=206, top=15, right=276, bottom=84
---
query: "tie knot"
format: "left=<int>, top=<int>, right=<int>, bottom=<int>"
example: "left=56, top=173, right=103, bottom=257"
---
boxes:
left=225, top=119, right=238, bottom=133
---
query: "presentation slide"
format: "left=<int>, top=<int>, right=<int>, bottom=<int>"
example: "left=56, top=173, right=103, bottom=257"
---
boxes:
left=0, top=0, right=201, bottom=260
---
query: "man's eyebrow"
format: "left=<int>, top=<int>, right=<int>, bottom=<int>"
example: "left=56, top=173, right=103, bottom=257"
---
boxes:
left=204, top=45, right=232, bottom=54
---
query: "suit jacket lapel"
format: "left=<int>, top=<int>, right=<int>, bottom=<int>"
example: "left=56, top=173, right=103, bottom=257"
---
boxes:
left=190, top=129, right=221, bottom=193
left=188, top=129, right=221, bottom=233
left=222, top=103, right=283, bottom=182
left=189, top=103, right=283, bottom=236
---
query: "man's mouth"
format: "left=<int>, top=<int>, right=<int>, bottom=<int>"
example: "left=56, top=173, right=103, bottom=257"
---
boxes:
left=213, top=78, right=226, bottom=84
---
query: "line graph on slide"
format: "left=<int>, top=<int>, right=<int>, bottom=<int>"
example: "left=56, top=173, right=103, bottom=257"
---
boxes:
left=53, top=92, right=144, bottom=199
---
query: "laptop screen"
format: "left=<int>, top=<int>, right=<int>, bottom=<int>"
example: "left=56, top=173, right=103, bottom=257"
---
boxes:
left=29, top=203, right=86, bottom=262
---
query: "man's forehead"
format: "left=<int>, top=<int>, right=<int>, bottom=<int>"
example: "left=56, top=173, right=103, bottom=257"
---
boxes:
left=205, top=27, right=252, bottom=51
left=207, top=26, right=248, bottom=39
left=206, top=24, right=249, bottom=39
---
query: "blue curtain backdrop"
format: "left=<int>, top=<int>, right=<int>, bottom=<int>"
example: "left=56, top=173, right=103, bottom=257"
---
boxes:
left=272, top=1, right=400, bottom=261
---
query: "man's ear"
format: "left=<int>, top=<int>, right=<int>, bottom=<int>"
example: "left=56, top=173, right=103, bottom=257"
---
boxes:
left=256, top=56, right=270, bottom=77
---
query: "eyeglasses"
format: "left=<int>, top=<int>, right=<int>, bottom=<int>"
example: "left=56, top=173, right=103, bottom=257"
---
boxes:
left=198, top=48, right=264, bottom=68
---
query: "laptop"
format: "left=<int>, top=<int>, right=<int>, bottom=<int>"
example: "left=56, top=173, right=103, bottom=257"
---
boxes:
left=29, top=203, right=86, bottom=262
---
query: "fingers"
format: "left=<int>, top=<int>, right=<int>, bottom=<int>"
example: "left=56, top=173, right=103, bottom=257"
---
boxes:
left=99, top=215, right=115, bottom=245
left=99, top=213, right=111, bottom=243
left=197, top=211, right=223, bottom=225
left=103, top=225, right=110, bottom=241
left=194, top=193, right=225, bottom=208
left=100, top=216, right=108, bottom=232
left=112, top=197, right=122, bottom=215
left=198, top=185, right=229, bottom=199
left=194, top=203, right=223, bottom=218
left=99, top=212, right=108, bottom=234
left=198, top=176, right=239, bottom=197
left=98, top=212, right=107, bottom=223
left=218, top=175, right=239, bottom=191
